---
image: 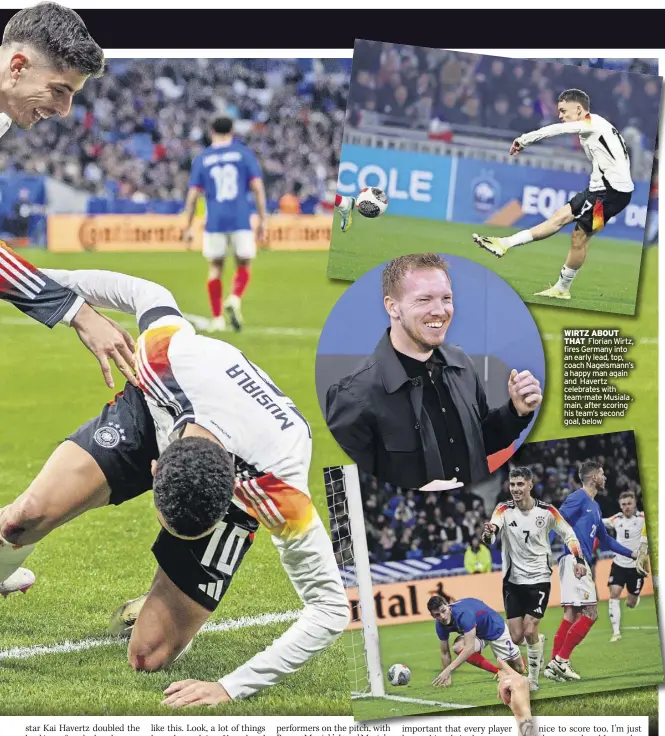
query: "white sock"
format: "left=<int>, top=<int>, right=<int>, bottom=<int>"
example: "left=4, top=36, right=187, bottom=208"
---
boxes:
left=336, top=195, right=353, bottom=212
left=502, top=230, right=534, bottom=248
left=527, top=639, right=543, bottom=681
left=0, top=534, right=34, bottom=582
left=555, top=265, right=578, bottom=290
left=609, top=598, right=621, bottom=635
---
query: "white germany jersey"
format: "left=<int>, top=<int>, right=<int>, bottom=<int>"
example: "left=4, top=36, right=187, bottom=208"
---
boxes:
left=604, top=511, right=644, bottom=569
left=517, top=113, right=634, bottom=194
left=44, top=268, right=348, bottom=702
left=490, top=499, right=583, bottom=586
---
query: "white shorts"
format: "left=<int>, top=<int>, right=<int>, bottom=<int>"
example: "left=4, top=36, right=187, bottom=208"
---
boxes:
left=203, top=230, right=256, bottom=261
left=559, top=554, right=597, bottom=607
left=487, top=623, right=521, bottom=662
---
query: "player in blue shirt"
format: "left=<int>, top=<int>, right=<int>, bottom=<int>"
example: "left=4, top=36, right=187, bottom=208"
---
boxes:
left=428, top=595, right=524, bottom=687
left=183, top=117, right=267, bottom=333
left=544, top=460, right=643, bottom=683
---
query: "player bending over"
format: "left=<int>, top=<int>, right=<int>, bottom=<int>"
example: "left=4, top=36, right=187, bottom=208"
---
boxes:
left=483, top=467, right=585, bottom=691
left=604, top=490, right=650, bottom=642
left=544, top=461, right=647, bottom=683
left=473, top=89, right=634, bottom=301
left=183, top=117, right=267, bottom=333
left=428, top=595, right=525, bottom=687
left=0, top=268, right=349, bottom=706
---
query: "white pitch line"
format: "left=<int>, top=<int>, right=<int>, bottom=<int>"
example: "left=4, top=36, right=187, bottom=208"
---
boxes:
left=0, top=609, right=299, bottom=661
left=0, top=314, right=318, bottom=338
left=352, top=692, right=472, bottom=709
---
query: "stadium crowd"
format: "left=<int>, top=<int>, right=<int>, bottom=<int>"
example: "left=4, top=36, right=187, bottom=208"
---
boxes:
left=347, top=43, right=658, bottom=160
left=328, top=432, right=642, bottom=569
left=0, top=58, right=350, bottom=206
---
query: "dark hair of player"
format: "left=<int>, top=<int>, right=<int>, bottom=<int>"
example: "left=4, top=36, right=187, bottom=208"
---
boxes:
left=578, top=460, right=602, bottom=484
left=558, top=88, right=591, bottom=111
left=382, top=253, right=450, bottom=299
left=427, top=595, right=447, bottom=612
left=619, top=490, right=636, bottom=501
left=153, top=436, right=235, bottom=538
left=211, top=116, right=234, bottom=135
left=509, top=466, right=533, bottom=482
left=2, top=2, right=105, bottom=77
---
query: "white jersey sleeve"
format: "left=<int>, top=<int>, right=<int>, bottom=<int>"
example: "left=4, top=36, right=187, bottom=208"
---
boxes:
left=517, top=114, right=633, bottom=193
left=517, top=120, right=591, bottom=147
left=220, top=491, right=349, bottom=700
left=41, top=268, right=184, bottom=332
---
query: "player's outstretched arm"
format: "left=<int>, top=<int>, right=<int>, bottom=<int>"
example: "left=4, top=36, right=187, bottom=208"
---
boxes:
left=516, top=120, right=592, bottom=149
left=548, top=507, right=587, bottom=577
left=596, top=515, right=636, bottom=559
left=0, top=245, right=137, bottom=388
left=215, top=517, right=350, bottom=700
left=433, top=628, right=476, bottom=686
left=42, top=269, right=182, bottom=332
left=0, top=241, right=84, bottom=327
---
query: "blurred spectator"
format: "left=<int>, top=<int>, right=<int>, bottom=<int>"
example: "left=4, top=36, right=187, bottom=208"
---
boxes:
left=464, top=537, right=492, bottom=574
left=441, top=516, right=464, bottom=546
left=328, top=432, right=642, bottom=571
left=347, top=44, right=658, bottom=180
left=0, top=58, right=350, bottom=206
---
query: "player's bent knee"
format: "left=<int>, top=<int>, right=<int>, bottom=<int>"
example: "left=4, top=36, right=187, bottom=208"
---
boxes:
left=582, top=607, right=598, bottom=622
left=626, top=599, right=637, bottom=609
left=128, top=638, right=182, bottom=672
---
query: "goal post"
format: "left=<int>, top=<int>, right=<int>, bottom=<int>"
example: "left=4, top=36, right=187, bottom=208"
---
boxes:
left=324, top=464, right=385, bottom=698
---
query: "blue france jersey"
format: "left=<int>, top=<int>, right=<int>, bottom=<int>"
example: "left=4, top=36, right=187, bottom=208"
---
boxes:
left=434, top=598, right=505, bottom=643
left=189, top=140, right=262, bottom=233
left=558, top=489, right=633, bottom=564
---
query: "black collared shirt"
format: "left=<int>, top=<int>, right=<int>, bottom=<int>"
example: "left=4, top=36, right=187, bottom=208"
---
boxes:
left=395, top=349, right=471, bottom=484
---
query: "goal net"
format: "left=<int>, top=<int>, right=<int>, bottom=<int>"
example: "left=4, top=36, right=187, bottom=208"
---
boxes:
left=324, top=465, right=385, bottom=698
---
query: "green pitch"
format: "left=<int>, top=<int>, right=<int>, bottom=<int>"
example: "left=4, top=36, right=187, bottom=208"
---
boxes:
left=0, top=246, right=658, bottom=722
left=327, top=214, right=645, bottom=316
left=348, top=596, right=662, bottom=721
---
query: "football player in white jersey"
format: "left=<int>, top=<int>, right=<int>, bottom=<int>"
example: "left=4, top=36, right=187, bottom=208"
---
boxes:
left=473, top=88, right=634, bottom=301
left=0, top=268, right=349, bottom=706
left=482, top=467, right=585, bottom=691
left=604, top=490, right=648, bottom=642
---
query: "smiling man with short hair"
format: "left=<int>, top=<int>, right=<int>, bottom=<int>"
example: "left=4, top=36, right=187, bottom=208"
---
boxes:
left=325, top=253, right=543, bottom=489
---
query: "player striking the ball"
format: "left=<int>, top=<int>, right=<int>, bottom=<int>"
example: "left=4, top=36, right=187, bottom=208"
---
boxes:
left=483, top=467, right=585, bottom=691
left=543, top=461, right=648, bottom=682
left=473, top=88, right=634, bottom=301
left=183, top=117, right=267, bottom=333
left=429, top=595, right=525, bottom=688
left=604, top=490, right=649, bottom=642
left=0, top=267, right=349, bottom=706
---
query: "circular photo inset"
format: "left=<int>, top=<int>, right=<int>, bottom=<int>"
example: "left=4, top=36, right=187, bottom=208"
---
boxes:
left=317, top=253, right=545, bottom=490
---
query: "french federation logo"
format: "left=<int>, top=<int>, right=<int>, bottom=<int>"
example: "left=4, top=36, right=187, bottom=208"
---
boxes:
left=94, top=422, right=126, bottom=449
left=471, top=171, right=500, bottom=213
